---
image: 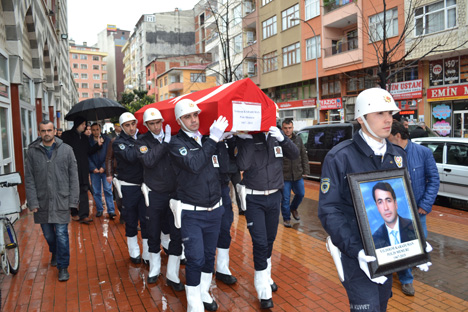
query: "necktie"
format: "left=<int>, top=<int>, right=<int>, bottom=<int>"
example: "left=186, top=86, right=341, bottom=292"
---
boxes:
left=391, top=230, right=400, bottom=245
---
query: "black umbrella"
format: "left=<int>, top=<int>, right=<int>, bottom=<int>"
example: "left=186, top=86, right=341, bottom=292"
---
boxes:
left=65, top=98, right=127, bottom=121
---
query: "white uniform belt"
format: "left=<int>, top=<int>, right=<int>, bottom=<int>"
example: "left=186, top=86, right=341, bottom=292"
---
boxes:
left=120, top=181, right=140, bottom=187
left=181, top=199, right=222, bottom=211
left=245, top=188, right=278, bottom=196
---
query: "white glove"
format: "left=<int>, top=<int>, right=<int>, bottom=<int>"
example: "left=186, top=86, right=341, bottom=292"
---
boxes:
left=268, top=126, right=284, bottom=142
left=164, top=124, right=171, bottom=143
left=237, top=132, right=253, bottom=139
left=417, top=262, right=432, bottom=272
left=358, top=250, right=388, bottom=284
left=425, top=241, right=433, bottom=253
left=209, top=116, right=229, bottom=142
left=221, top=131, right=234, bottom=141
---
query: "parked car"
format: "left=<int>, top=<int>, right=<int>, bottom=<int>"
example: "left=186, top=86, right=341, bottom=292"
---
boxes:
left=412, top=137, right=468, bottom=205
left=297, top=121, right=361, bottom=179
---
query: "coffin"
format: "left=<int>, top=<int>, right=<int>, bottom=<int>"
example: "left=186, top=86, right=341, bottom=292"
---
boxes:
left=135, top=78, right=276, bottom=135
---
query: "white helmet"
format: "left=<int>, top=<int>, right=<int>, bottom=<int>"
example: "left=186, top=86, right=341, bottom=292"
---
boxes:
left=119, top=112, right=137, bottom=126
left=174, top=99, right=201, bottom=120
left=143, top=108, right=164, bottom=126
left=355, top=88, right=400, bottom=120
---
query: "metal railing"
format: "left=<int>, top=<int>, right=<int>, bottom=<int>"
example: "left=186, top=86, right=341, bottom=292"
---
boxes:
left=324, top=39, right=358, bottom=57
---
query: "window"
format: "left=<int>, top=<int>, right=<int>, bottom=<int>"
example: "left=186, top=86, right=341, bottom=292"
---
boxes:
left=82, top=92, right=89, bottom=98
left=282, top=4, right=299, bottom=31
left=263, top=51, right=278, bottom=73
left=262, top=16, right=277, bottom=39
left=347, top=29, right=358, bottom=51
left=102, top=65, right=107, bottom=71
left=73, top=73, right=79, bottom=79
left=80, top=55, right=87, bottom=60
left=305, top=0, right=320, bottom=20
left=233, top=5, right=242, bottom=25
left=102, top=74, right=107, bottom=80
left=93, top=56, right=100, bottom=61
left=262, top=0, right=272, bottom=6
left=190, top=73, right=206, bottom=82
left=94, top=83, right=100, bottom=89
left=81, top=83, right=88, bottom=89
left=81, top=73, right=88, bottom=79
left=164, top=77, right=167, bottom=86
left=415, top=0, right=457, bottom=36
left=94, top=93, right=100, bottom=98
left=306, top=35, right=321, bottom=60
left=282, top=42, right=301, bottom=67
left=72, top=54, right=78, bottom=59
left=234, top=34, right=242, bottom=53
left=93, top=74, right=100, bottom=80
left=73, top=64, right=78, bottom=69
left=102, top=83, right=107, bottom=89
left=369, top=8, right=398, bottom=42
left=93, top=65, right=99, bottom=70
left=80, top=64, right=87, bottom=69
left=247, top=61, right=256, bottom=75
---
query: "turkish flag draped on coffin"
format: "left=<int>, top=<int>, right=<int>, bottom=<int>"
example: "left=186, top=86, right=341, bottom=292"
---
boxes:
left=134, top=78, right=277, bottom=135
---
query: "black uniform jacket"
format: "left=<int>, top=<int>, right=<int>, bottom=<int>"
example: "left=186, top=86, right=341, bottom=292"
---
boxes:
left=113, top=131, right=144, bottom=184
left=138, top=131, right=177, bottom=194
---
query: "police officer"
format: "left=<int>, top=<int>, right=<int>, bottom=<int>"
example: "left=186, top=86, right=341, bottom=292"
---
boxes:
left=113, top=112, right=148, bottom=264
left=138, top=108, right=184, bottom=291
left=169, top=99, right=228, bottom=312
left=236, top=125, right=299, bottom=309
left=318, top=88, right=407, bottom=311
left=215, top=135, right=238, bottom=285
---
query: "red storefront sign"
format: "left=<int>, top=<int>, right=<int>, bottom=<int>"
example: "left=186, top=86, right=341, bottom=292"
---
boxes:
left=277, top=98, right=316, bottom=109
left=388, top=79, right=423, bottom=100
left=427, top=84, right=468, bottom=101
left=319, top=98, right=342, bottom=110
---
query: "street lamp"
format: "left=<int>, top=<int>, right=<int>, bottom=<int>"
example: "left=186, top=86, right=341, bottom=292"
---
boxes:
left=291, top=17, right=320, bottom=123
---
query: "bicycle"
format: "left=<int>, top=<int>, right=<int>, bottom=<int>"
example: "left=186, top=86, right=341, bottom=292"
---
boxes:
left=0, top=172, right=22, bottom=275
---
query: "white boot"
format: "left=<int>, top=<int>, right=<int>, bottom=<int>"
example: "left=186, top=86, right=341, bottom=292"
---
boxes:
left=148, top=252, right=161, bottom=280
left=127, top=236, right=140, bottom=259
left=267, top=257, right=278, bottom=291
left=200, top=272, right=215, bottom=304
left=161, top=232, right=170, bottom=252
left=185, top=284, right=204, bottom=312
left=254, top=269, right=272, bottom=300
left=142, top=239, right=150, bottom=263
left=167, top=255, right=181, bottom=283
left=216, top=248, right=232, bottom=275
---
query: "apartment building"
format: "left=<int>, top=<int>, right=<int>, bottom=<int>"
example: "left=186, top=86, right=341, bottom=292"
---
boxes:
left=157, top=64, right=217, bottom=101
left=0, top=0, right=78, bottom=205
left=69, top=41, right=108, bottom=102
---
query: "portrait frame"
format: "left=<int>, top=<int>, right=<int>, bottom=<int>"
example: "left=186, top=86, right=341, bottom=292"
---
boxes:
left=347, top=168, right=430, bottom=278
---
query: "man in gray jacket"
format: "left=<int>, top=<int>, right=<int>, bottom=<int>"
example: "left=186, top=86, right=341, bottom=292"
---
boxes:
left=25, top=120, right=79, bottom=282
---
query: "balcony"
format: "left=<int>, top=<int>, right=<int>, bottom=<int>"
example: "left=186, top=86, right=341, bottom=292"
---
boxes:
left=168, top=82, right=183, bottom=92
left=323, top=0, right=355, bottom=14
left=324, top=38, right=358, bottom=57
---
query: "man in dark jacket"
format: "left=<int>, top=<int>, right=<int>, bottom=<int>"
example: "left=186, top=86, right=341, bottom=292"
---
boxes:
left=61, top=116, right=102, bottom=223
left=410, top=122, right=429, bottom=139
left=25, top=120, right=79, bottom=282
left=280, top=118, right=310, bottom=227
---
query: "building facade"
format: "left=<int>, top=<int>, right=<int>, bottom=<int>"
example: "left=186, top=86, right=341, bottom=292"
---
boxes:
left=0, top=0, right=78, bottom=205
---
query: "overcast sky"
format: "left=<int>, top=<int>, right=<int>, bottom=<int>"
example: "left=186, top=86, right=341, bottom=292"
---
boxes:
left=68, top=0, right=201, bottom=45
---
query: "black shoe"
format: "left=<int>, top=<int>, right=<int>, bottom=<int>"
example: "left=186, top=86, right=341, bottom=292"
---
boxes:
left=271, top=282, right=278, bottom=292
left=203, top=300, right=218, bottom=311
left=142, top=258, right=150, bottom=265
left=239, top=210, right=245, bottom=215
left=51, top=253, right=57, bottom=267
left=180, top=258, right=187, bottom=265
left=108, top=213, right=116, bottom=220
left=291, top=209, right=300, bottom=220
left=147, top=274, right=159, bottom=284
left=58, top=268, right=70, bottom=282
left=166, top=278, right=185, bottom=291
left=260, top=298, right=274, bottom=309
left=79, top=217, right=93, bottom=224
left=96, top=211, right=103, bottom=217
left=215, top=271, right=237, bottom=285
left=130, top=255, right=141, bottom=264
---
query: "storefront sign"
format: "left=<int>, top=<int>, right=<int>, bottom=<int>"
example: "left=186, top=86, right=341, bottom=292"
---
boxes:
left=432, top=104, right=451, bottom=119
left=277, top=98, right=316, bottom=109
left=433, top=120, right=451, bottom=136
left=461, top=56, right=468, bottom=83
left=400, top=110, right=416, bottom=115
left=427, top=84, right=468, bottom=101
left=429, top=60, right=444, bottom=86
left=388, top=79, right=423, bottom=100
left=319, top=98, right=342, bottom=110
left=444, top=57, right=459, bottom=84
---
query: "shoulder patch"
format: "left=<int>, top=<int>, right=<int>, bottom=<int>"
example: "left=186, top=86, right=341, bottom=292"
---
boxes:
left=179, top=147, right=187, bottom=156
left=139, top=145, right=148, bottom=154
left=320, top=178, right=331, bottom=194
left=119, top=144, right=125, bottom=150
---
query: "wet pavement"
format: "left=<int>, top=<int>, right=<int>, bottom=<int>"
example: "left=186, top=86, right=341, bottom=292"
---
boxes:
left=1, top=180, right=468, bottom=311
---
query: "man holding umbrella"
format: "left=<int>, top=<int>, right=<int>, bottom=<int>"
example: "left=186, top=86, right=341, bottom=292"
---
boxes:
left=61, top=116, right=102, bottom=223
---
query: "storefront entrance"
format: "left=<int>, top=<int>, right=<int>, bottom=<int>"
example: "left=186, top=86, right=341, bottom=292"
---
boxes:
left=454, top=110, right=468, bottom=138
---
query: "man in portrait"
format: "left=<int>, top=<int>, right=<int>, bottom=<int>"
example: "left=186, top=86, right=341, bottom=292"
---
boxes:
left=371, top=182, right=417, bottom=249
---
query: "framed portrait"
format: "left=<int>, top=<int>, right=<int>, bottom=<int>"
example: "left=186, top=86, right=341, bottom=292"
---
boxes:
left=347, top=168, right=430, bottom=278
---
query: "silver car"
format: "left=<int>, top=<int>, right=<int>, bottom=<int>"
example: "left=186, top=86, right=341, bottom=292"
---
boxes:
left=412, top=137, right=468, bottom=203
